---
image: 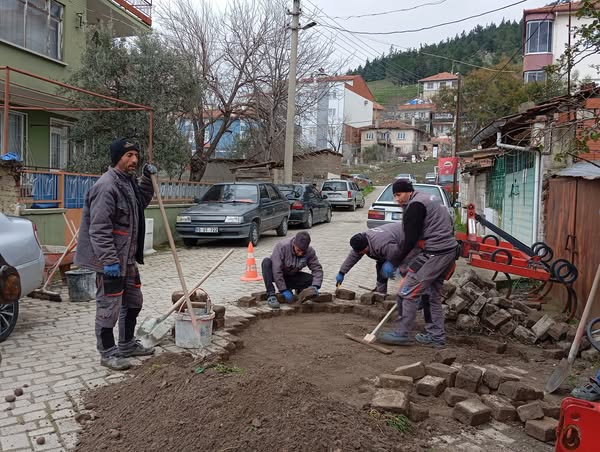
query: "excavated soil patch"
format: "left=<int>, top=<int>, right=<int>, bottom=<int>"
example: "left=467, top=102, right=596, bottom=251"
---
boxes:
left=77, top=313, right=562, bottom=451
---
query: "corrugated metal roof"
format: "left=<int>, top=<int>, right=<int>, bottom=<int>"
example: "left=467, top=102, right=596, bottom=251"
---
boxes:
left=556, top=161, right=600, bottom=180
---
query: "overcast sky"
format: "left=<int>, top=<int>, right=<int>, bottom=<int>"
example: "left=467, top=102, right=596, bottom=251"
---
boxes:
left=153, top=0, right=550, bottom=69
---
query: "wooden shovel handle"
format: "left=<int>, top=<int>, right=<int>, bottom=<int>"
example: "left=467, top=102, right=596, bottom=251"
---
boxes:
left=568, top=264, right=600, bottom=362
left=150, top=174, right=197, bottom=329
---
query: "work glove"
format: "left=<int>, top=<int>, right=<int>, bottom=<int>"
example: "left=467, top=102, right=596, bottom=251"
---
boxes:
left=281, top=290, right=293, bottom=302
left=311, top=286, right=320, bottom=296
left=335, top=272, right=345, bottom=285
left=143, top=163, right=158, bottom=178
left=103, top=263, right=121, bottom=278
left=381, top=261, right=396, bottom=279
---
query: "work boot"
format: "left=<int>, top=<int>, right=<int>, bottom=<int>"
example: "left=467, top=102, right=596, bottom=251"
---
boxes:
left=415, top=333, right=446, bottom=348
left=100, top=356, right=132, bottom=371
left=377, top=331, right=413, bottom=346
left=119, top=340, right=155, bottom=358
left=267, top=295, right=280, bottom=310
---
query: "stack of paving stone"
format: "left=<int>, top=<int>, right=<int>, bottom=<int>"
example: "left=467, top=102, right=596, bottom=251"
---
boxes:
left=369, top=352, right=560, bottom=444
left=440, top=270, right=581, bottom=356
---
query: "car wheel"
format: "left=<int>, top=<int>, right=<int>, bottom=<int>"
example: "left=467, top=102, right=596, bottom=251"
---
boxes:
left=246, top=221, right=260, bottom=247
left=183, top=238, right=197, bottom=247
left=276, top=217, right=288, bottom=236
left=302, top=211, right=313, bottom=229
left=325, top=208, right=332, bottom=223
left=0, top=300, right=19, bottom=343
left=359, top=197, right=365, bottom=208
left=349, top=200, right=356, bottom=212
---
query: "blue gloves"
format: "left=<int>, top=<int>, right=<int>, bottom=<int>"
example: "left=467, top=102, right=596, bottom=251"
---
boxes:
left=103, top=263, right=121, bottom=278
left=311, top=286, right=320, bottom=295
left=336, top=272, right=345, bottom=285
left=143, top=163, right=158, bottom=177
left=281, top=290, right=293, bottom=302
left=381, top=261, right=396, bottom=279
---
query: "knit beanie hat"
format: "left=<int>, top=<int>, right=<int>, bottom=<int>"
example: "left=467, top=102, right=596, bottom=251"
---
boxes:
left=110, top=138, right=140, bottom=166
left=350, top=233, right=369, bottom=252
left=392, top=179, right=414, bottom=194
left=293, top=231, right=311, bottom=252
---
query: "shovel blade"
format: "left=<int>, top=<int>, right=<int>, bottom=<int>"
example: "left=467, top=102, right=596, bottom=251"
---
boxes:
left=136, top=317, right=173, bottom=349
left=545, top=358, right=572, bottom=393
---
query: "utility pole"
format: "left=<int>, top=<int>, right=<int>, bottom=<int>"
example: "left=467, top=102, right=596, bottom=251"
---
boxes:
left=452, top=73, right=461, bottom=204
left=283, top=0, right=300, bottom=184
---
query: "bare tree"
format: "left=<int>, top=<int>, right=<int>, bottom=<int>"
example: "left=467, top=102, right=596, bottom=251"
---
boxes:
left=159, top=0, right=338, bottom=180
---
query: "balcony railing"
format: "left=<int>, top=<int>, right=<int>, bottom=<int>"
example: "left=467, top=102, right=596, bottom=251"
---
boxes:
left=112, top=0, right=153, bottom=26
left=18, top=169, right=208, bottom=209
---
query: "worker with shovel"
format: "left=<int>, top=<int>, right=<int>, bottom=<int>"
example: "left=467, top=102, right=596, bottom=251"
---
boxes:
left=336, top=224, right=407, bottom=294
left=76, top=138, right=156, bottom=371
left=262, top=231, right=323, bottom=309
left=378, top=180, right=458, bottom=348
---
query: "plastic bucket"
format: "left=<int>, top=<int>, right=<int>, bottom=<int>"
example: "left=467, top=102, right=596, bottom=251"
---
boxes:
left=65, top=269, right=96, bottom=302
left=175, top=308, right=214, bottom=349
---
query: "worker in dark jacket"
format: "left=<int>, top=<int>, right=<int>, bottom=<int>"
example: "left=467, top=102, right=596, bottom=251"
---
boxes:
left=336, top=223, right=406, bottom=294
left=378, top=180, right=457, bottom=348
left=262, top=231, right=324, bottom=309
left=75, top=138, right=156, bottom=371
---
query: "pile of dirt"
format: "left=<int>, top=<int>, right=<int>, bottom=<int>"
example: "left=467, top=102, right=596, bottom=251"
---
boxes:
left=77, top=353, right=412, bottom=452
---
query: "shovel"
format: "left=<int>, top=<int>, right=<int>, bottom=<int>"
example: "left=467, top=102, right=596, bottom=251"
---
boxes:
left=545, top=263, right=600, bottom=393
left=136, top=249, right=234, bottom=348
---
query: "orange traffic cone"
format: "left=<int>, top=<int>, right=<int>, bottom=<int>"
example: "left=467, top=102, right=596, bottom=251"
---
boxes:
left=241, top=242, right=263, bottom=282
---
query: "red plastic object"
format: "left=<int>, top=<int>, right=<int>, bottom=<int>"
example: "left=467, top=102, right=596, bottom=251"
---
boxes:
left=556, top=397, right=600, bottom=452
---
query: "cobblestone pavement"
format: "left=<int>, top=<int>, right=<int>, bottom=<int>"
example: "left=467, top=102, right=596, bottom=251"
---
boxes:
left=0, top=187, right=546, bottom=451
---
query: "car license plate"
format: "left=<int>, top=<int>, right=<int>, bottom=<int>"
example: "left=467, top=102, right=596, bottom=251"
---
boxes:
left=329, top=193, right=340, bottom=197
left=195, top=227, right=218, bottom=233
left=392, top=212, right=402, bottom=220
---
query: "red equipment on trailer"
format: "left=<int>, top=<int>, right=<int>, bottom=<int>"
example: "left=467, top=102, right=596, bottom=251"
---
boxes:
left=456, top=204, right=579, bottom=319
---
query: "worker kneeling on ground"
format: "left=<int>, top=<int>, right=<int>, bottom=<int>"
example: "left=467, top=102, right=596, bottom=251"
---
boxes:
left=378, top=180, right=458, bottom=348
left=336, top=223, right=406, bottom=294
left=262, top=231, right=323, bottom=310
left=76, top=138, right=156, bottom=371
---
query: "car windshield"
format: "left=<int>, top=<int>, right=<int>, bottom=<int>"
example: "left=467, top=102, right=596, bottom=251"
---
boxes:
left=322, top=181, right=347, bottom=191
left=396, top=174, right=412, bottom=179
left=201, top=184, right=258, bottom=203
left=278, top=184, right=303, bottom=199
left=426, top=173, right=436, bottom=178
left=377, top=184, right=443, bottom=203
left=438, top=174, right=453, bottom=184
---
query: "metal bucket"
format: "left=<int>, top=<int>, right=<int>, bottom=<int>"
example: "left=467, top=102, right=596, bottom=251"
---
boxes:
left=65, top=269, right=95, bottom=302
left=175, top=308, right=214, bottom=349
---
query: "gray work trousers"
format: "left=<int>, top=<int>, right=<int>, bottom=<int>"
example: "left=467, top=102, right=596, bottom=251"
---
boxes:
left=394, top=251, right=456, bottom=341
left=95, top=264, right=143, bottom=358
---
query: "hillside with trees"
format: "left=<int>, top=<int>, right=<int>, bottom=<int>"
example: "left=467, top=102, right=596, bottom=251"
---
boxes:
left=350, top=20, right=522, bottom=85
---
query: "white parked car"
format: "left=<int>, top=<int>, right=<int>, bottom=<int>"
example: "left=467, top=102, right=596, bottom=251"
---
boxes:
left=0, top=213, right=45, bottom=342
left=367, top=183, right=455, bottom=229
left=320, top=179, right=365, bottom=211
left=394, top=173, right=417, bottom=184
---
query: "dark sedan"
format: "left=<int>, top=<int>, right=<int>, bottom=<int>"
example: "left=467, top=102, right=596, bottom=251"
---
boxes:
left=277, top=184, right=332, bottom=228
left=175, top=182, right=290, bottom=247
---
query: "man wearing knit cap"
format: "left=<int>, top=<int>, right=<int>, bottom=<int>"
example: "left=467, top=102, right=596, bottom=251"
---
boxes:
left=76, top=138, right=157, bottom=370
left=378, top=179, right=457, bottom=347
left=262, top=231, right=324, bottom=309
left=336, top=223, right=406, bottom=294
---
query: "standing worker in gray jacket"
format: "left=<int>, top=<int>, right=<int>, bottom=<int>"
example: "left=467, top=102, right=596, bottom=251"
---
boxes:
left=262, top=231, right=324, bottom=309
left=378, top=180, right=457, bottom=348
left=75, top=138, right=157, bottom=371
left=336, top=223, right=406, bottom=294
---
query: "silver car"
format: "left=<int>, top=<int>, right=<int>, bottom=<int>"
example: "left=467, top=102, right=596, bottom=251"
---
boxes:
left=366, top=183, right=455, bottom=229
left=0, top=213, right=45, bottom=342
left=321, top=179, right=365, bottom=211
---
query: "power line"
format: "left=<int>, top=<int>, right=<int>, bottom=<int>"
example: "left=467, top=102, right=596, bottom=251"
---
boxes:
left=316, top=0, right=528, bottom=36
left=330, top=1, right=448, bottom=20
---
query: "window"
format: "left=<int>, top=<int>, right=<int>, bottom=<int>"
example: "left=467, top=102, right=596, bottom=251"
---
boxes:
left=329, top=89, right=337, bottom=99
left=202, top=184, right=259, bottom=203
left=426, top=82, right=434, bottom=89
left=526, top=20, right=553, bottom=54
left=397, top=132, right=406, bottom=140
left=365, top=132, right=373, bottom=140
left=328, top=108, right=336, bottom=117
left=439, top=81, right=446, bottom=88
left=265, top=185, right=280, bottom=201
left=49, top=119, right=75, bottom=169
left=524, top=70, right=546, bottom=83
left=0, top=111, right=26, bottom=159
left=259, top=185, right=269, bottom=200
left=0, top=0, right=64, bottom=60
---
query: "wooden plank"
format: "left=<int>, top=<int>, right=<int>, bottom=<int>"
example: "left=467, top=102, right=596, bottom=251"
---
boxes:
left=345, top=333, right=393, bottom=355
